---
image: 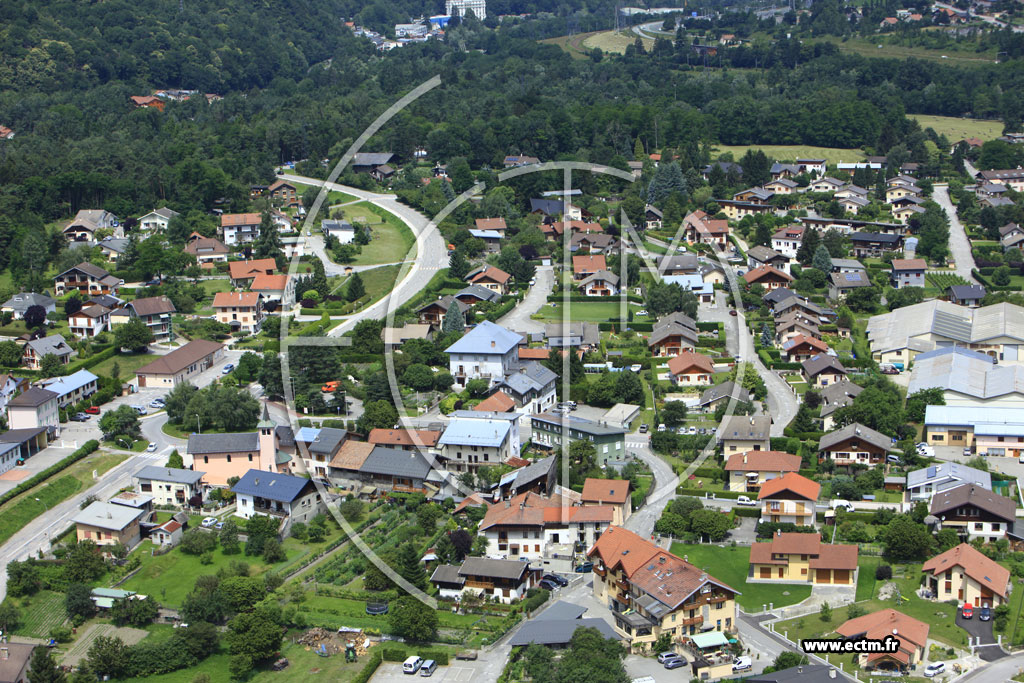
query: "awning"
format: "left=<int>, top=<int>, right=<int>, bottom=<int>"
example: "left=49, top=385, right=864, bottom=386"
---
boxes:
left=691, top=631, right=729, bottom=649
left=359, top=485, right=378, bottom=495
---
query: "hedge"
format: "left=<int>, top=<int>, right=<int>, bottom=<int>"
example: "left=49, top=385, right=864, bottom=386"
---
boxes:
left=675, top=487, right=744, bottom=499
left=0, top=440, right=100, bottom=508
left=546, top=293, right=644, bottom=304
left=697, top=322, right=721, bottom=332
left=733, top=506, right=761, bottom=518
left=64, top=346, right=118, bottom=376
left=484, top=298, right=518, bottom=322
left=351, top=649, right=384, bottom=683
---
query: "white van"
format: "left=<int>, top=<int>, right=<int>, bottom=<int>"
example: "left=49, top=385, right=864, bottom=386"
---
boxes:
left=403, top=656, right=423, bottom=674
left=733, top=656, right=752, bottom=672
left=830, top=499, right=855, bottom=512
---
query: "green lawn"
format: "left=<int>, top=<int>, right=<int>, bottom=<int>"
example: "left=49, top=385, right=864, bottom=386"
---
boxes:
left=291, top=181, right=358, bottom=207
left=335, top=264, right=403, bottom=311
left=807, top=35, right=996, bottom=66
left=533, top=301, right=625, bottom=322
left=198, top=278, right=232, bottom=296
left=669, top=543, right=812, bottom=611
left=345, top=203, right=416, bottom=266
left=90, top=350, right=161, bottom=379
left=909, top=115, right=1004, bottom=141
left=999, top=567, right=1024, bottom=645
left=711, top=145, right=864, bottom=166
left=0, top=451, right=131, bottom=546
left=6, top=590, right=67, bottom=638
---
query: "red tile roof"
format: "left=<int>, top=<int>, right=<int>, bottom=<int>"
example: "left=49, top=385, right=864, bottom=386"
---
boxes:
left=749, top=532, right=858, bottom=571
left=922, top=543, right=1010, bottom=598
left=667, top=351, right=714, bottom=376
left=743, top=265, right=794, bottom=285
left=367, top=428, right=440, bottom=448
left=572, top=254, right=607, bottom=274
left=518, top=348, right=551, bottom=360
left=474, top=391, right=516, bottom=413
left=475, top=218, right=507, bottom=232
left=250, top=273, right=289, bottom=291
left=542, top=505, right=614, bottom=524
left=784, top=334, right=829, bottom=354
left=228, top=259, right=276, bottom=280
left=454, top=492, right=490, bottom=514
left=836, top=609, right=928, bottom=665
left=891, top=258, right=927, bottom=271
left=213, top=291, right=261, bottom=308
left=220, top=212, right=262, bottom=227
left=724, top=451, right=801, bottom=472
left=581, top=478, right=631, bottom=505
left=469, top=266, right=511, bottom=285
left=757, top=472, right=820, bottom=501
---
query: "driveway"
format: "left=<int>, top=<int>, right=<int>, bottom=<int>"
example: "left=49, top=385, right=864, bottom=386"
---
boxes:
left=956, top=613, right=1007, bottom=661
left=931, top=184, right=978, bottom=283
left=372, top=661, right=488, bottom=682
left=622, top=436, right=679, bottom=540
left=497, top=265, right=553, bottom=335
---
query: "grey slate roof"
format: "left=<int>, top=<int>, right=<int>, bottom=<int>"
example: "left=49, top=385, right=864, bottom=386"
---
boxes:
left=531, top=413, right=626, bottom=437
left=26, top=335, right=74, bottom=358
left=649, top=321, right=699, bottom=347
left=430, top=564, right=465, bottom=586
left=802, top=354, right=846, bottom=378
left=747, top=245, right=786, bottom=263
left=134, top=465, right=206, bottom=485
left=536, top=600, right=587, bottom=621
left=763, top=288, right=798, bottom=305
left=508, top=618, right=620, bottom=646
left=818, top=422, right=895, bottom=453
left=459, top=557, right=530, bottom=580
left=500, top=362, right=557, bottom=395
left=2, top=292, right=55, bottom=314
left=454, top=285, right=502, bottom=303
left=829, top=271, right=872, bottom=289
left=360, top=446, right=433, bottom=480
left=352, top=152, right=394, bottom=167
left=231, top=468, right=312, bottom=502
left=99, top=237, right=129, bottom=254
left=658, top=252, right=699, bottom=271
left=658, top=311, right=697, bottom=330
left=748, top=664, right=844, bottom=683
left=719, top=415, right=771, bottom=441
left=930, top=483, right=1016, bottom=521
left=908, top=346, right=1024, bottom=399
left=7, top=386, right=58, bottom=408
left=906, top=462, right=991, bottom=493
left=850, top=231, right=901, bottom=245
left=187, top=432, right=260, bottom=454
left=511, top=456, right=556, bottom=490
left=72, top=501, right=144, bottom=530
left=949, top=285, right=986, bottom=301
left=579, top=270, right=620, bottom=287
left=699, top=381, right=750, bottom=406
left=830, top=258, right=866, bottom=271
left=308, top=427, right=347, bottom=455
left=445, top=320, right=522, bottom=355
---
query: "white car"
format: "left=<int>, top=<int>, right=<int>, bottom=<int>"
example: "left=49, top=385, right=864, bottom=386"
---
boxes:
left=636, top=309, right=648, bottom=316
left=201, top=517, right=217, bottom=528
left=146, top=443, right=157, bottom=452
left=924, top=662, right=946, bottom=678
left=736, top=496, right=756, bottom=506
left=133, top=406, right=148, bottom=415
left=732, top=656, right=752, bottom=672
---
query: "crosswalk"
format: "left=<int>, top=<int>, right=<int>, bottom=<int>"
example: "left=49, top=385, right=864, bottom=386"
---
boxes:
left=626, top=441, right=648, bottom=449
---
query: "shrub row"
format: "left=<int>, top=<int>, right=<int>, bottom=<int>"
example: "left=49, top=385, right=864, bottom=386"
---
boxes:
left=0, top=440, right=100, bottom=508
left=674, top=487, right=744, bottom=499
left=733, top=506, right=761, bottom=518
left=484, top=298, right=518, bottom=323
left=697, top=322, right=721, bottom=332
left=546, top=294, right=644, bottom=304
left=64, top=346, right=119, bottom=376
left=381, top=648, right=450, bottom=665
left=352, top=649, right=384, bottom=683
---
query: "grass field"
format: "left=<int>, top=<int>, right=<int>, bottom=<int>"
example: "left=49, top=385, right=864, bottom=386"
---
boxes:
left=335, top=264, right=403, bottom=311
left=533, top=301, right=624, bottom=322
left=807, top=35, right=996, bottom=65
left=339, top=202, right=417, bottom=266
left=0, top=451, right=131, bottom=546
left=668, top=543, right=812, bottom=611
left=581, top=29, right=653, bottom=54
left=539, top=31, right=603, bottom=59
left=291, top=181, right=357, bottom=206
left=8, top=590, right=66, bottom=638
left=89, top=350, right=160, bottom=379
left=909, top=115, right=1004, bottom=141
left=711, top=145, right=865, bottom=166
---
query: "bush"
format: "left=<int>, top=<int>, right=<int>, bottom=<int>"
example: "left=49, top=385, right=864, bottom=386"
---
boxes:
left=875, top=564, right=892, bottom=581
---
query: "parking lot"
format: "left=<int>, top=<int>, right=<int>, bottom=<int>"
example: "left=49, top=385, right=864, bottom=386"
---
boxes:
left=372, top=660, right=486, bottom=681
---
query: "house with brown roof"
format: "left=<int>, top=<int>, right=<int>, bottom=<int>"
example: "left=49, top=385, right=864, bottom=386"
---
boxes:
left=475, top=217, right=507, bottom=234
left=587, top=526, right=739, bottom=650
left=417, top=295, right=468, bottom=326
left=648, top=320, right=698, bottom=357
left=667, top=351, right=714, bottom=386
left=758, top=473, right=819, bottom=527
left=579, top=270, right=619, bottom=297
left=930, top=483, right=1017, bottom=544
left=835, top=609, right=928, bottom=672
left=819, top=380, right=863, bottom=431
left=718, top=415, right=771, bottom=456
left=518, top=348, right=551, bottom=362
left=480, top=491, right=613, bottom=562
left=743, top=265, right=794, bottom=291
left=0, top=641, right=35, bottom=683
left=228, top=258, right=277, bottom=288
left=474, top=391, right=516, bottom=413
left=781, top=334, right=829, bottom=362
left=111, top=296, right=176, bottom=343
left=213, top=291, right=264, bottom=333
left=54, top=262, right=121, bottom=297
left=801, top=354, right=847, bottom=388
left=130, top=95, right=165, bottom=110
left=250, top=273, right=293, bottom=304
left=367, top=428, right=441, bottom=452
left=818, top=422, right=896, bottom=470
left=774, top=311, right=821, bottom=345
left=724, top=451, right=801, bottom=493
left=268, top=179, right=299, bottom=208
left=68, top=304, right=111, bottom=338
left=220, top=213, right=262, bottom=245
left=581, top=478, right=632, bottom=525
left=135, top=339, right=225, bottom=388
left=468, top=266, right=511, bottom=295
left=430, top=557, right=540, bottom=605
left=328, top=440, right=375, bottom=488
left=749, top=532, right=858, bottom=585
left=890, top=258, right=927, bottom=289
left=572, top=254, right=607, bottom=279
left=569, top=232, right=619, bottom=253
left=683, top=210, right=730, bottom=245
left=922, top=542, right=1010, bottom=608
left=184, top=233, right=230, bottom=268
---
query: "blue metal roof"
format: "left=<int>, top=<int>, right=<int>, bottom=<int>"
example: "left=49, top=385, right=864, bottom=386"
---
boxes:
left=445, top=321, right=522, bottom=355
left=230, top=468, right=312, bottom=502
left=468, top=229, right=502, bottom=239
left=294, top=426, right=321, bottom=442
left=40, top=369, right=97, bottom=397
left=438, top=418, right=511, bottom=447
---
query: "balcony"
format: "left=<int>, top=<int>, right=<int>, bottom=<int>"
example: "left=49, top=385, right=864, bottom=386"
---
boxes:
left=252, top=505, right=288, bottom=517
left=679, top=615, right=703, bottom=627
left=593, top=565, right=607, bottom=578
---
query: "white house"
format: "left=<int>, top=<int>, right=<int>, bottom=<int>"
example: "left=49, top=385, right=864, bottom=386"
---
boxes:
left=445, top=320, right=523, bottom=389
left=39, top=369, right=99, bottom=408
left=230, top=469, right=326, bottom=527
left=138, top=207, right=180, bottom=232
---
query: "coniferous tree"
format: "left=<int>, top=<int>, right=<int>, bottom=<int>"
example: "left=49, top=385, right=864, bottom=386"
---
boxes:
left=442, top=304, right=465, bottom=334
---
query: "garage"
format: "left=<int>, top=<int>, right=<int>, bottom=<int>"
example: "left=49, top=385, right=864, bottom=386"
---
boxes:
left=833, top=569, right=850, bottom=584
left=815, top=569, right=831, bottom=584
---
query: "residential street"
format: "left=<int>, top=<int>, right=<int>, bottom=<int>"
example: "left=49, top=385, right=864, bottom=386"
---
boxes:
left=931, top=183, right=979, bottom=284
left=621, top=435, right=678, bottom=540
left=276, top=174, right=447, bottom=340
left=497, top=265, right=554, bottom=335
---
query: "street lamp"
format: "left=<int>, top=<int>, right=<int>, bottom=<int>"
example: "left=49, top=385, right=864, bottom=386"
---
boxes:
left=34, top=497, right=49, bottom=512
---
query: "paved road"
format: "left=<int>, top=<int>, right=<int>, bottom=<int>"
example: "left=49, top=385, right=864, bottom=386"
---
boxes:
left=622, top=435, right=678, bottom=540
left=957, top=613, right=1006, bottom=661
left=497, top=265, right=554, bottom=335
left=958, top=652, right=1024, bottom=681
left=932, top=183, right=979, bottom=284
left=277, top=174, right=446, bottom=340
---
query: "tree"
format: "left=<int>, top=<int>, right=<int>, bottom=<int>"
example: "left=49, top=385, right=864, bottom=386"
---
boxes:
left=614, top=370, right=643, bottom=404
left=434, top=532, right=457, bottom=564
left=220, top=520, right=241, bottom=554
left=448, top=249, right=470, bottom=280
left=226, top=606, right=283, bottom=677
left=887, top=286, right=926, bottom=311
left=254, top=212, right=283, bottom=266
left=27, top=646, right=66, bottom=683
left=340, top=497, right=364, bottom=522
left=689, top=508, right=732, bottom=541
left=39, top=353, right=65, bottom=378
left=905, top=387, right=945, bottom=423
left=164, top=382, right=198, bottom=424
left=109, top=594, right=159, bottom=626
left=994, top=265, right=1012, bottom=286
left=0, top=340, right=22, bottom=367
left=62, top=541, right=105, bottom=583
left=796, top=228, right=822, bottom=266
left=396, top=542, right=428, bottom=591
left=99, top=404, right=142, bottom=442
left=85, top=635, right=130, bottom=680
left=23, top=304, right=47, bottom=329
left=346, top=272, right=365, bottom=301
left=259, top=353, right=284, bottom=397
left=880, top=515, right=935, bottom=562
left=0, top=602, right=19, bottom=633
left=417, top=503, right=442, bottom=535
left=402, top=363, right=435, bottom=392
left=244, top=515, right=280, bottom=556
left=357, top=400, right=399, bottom=433
left=220, top=576, right=267, bottom=611
left=235, top=352, right=263, bottom=382
left=114, top=317, right=155, bottom=351
left=262, top=537, right=286, bottom=563
left=388, top=596, right=439, bottom=642
left=181, top=528, right=218, bottom=555
left=441, top=303, right=465, bottom=334
left=845, top=285, right=880, bottom=313
left=764, top=652, right=808, bottom=674
left=812, top=244, right=832, bottom=273
left=662, top=401, right=687, bottom=427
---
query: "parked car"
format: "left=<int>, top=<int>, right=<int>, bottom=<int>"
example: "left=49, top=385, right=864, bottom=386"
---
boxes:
left=687, top=426, right=697, bottom=435
left=84, top=406, right=101, bottom=415
left=733, top=656, right=752, bottom=672
left=71, top=412, right=90, bottom=422
left=657, top=424, right=666, bottom=432
left=150, top=399, right=165, bottom=408
left=215, top=522, right=224, bottom=530
left=924, top=662, right=946, bottom=678
left=637, top=309, right=648, bottom=316
left=980, top=605, right=991, bottom=621
left=201, top=517, right=217, bottom=528
left=729, top=309, right=737, bottom=316
left=222, top=363, right=235, bottom=374
left=830, top=500, right=855, bottom=512
left=664, top=658, right=686, bottom=670
left=963, top=447, right=972, bottom=457
left=146, top=443, right=157, bottom=452
left=542, top=574, right=569, bottom=587
left=538, top=578, right=559, bottom=591
left=961, top=604, right=973, bottom=619
left=639, top=424, right=649, bottom=433
left=629, top=364, right=642, bottom=372
left=657, top=652, right=679, bottom=664
left=736, top=496, right=756, bottom=506
left=574, top=562, right=593, bottom=573
left=133, top=406, right=148, bottom=415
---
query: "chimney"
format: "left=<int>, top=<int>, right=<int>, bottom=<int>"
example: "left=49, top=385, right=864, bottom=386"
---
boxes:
left=743, top=453, right=747, bottom=465
left=491, top=340, right=496, bottom=348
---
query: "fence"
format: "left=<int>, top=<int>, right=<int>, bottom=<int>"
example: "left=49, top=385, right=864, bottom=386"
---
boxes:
left=758, top=615, right=862, bottom=682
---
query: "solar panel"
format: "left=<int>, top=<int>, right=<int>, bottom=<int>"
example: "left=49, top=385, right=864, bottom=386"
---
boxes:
left=848, top=273, right=861, bottom=282
left=927, top=466, right=937, bottom=478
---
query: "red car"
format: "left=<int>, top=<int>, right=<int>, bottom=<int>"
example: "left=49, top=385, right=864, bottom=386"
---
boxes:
left=961, top=604, right=973, bottom=619
left=84, top=406, right=101, bottom=415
